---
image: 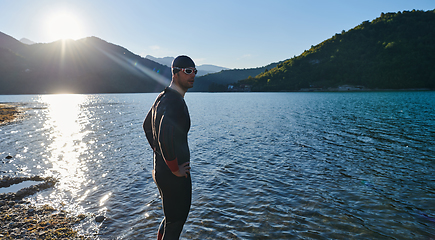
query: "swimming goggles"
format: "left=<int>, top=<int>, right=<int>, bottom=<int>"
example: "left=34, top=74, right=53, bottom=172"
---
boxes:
left=173, top=67, right=197, bottom=75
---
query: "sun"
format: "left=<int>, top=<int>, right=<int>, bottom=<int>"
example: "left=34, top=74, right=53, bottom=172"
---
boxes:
left=46, top=11, right=84, bottom=41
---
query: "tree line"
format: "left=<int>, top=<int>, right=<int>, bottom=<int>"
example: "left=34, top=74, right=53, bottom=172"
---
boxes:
left=239, top=10, right=435, bottom=91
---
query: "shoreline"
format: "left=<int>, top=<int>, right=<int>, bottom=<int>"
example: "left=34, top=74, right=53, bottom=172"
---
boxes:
left=0, top=105, right=99, bottom=239
left=0, top=176, right=88, bottom=239
left=1, top=200, right=86, bottom=239
left=0, top=103, right=20, bottom=126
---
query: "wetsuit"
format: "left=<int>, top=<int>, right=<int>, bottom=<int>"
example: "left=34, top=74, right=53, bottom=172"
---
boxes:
left=143, top=87, right=191, bottom=239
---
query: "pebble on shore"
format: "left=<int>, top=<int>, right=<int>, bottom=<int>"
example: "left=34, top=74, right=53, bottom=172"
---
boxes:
left=0, top=176, right=88, bottom=239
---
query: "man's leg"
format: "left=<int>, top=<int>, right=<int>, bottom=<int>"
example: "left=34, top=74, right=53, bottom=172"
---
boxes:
left=159, top=175, right=192, bottom=239
left=157, top=218, right=165, bottom=240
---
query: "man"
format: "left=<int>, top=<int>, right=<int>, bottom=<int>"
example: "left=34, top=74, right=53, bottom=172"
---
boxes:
left=143, top=55, right=197, bottom=239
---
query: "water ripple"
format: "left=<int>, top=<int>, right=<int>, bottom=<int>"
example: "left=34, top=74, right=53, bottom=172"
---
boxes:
left=1, top=92, right=434, bottom=239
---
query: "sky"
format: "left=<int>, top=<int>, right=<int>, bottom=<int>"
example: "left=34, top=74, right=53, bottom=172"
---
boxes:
left=0, top=0, right=434, bottom=69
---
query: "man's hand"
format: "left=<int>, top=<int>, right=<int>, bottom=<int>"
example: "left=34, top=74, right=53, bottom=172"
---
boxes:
left=172, top=162, right=190, bottom=178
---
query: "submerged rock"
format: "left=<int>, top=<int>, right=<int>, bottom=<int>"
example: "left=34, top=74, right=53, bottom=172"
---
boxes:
left=95, top=215, right=106, bottom=222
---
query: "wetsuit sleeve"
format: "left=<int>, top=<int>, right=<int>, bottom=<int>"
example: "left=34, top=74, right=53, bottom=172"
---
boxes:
left=158, top=114, right=179, bottom=173
left=143, top=109, right=154, bottom=150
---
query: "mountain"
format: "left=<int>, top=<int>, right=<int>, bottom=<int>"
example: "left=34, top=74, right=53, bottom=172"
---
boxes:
left=191, top=61, right=284, bottom=92
left=196, top=64, right=229, bottom=76
left=145, top=55, right=229, bottom=76
left=145, top=55, right=174, bottom=67
left=0, top=33, right=171, bottom=94
left=240, top=9, right=435, bottom=91
left=0, top=32, right=28, bottom=55
left=3, top=9, right=433, bottom=94
left=20, top=38, right=35, bottom=45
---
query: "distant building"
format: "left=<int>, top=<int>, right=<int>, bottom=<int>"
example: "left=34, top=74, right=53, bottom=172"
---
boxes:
left=337, top=85, right=366, bottom=91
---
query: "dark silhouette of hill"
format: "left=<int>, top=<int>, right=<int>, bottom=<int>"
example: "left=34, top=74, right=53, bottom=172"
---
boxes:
left=191, top=61, right=284, bottom=92
left=0, top=33, right=171, bottom=94
left=240, top=9, right=435, bottom=91
left=0, top=32, right=29, bottom=56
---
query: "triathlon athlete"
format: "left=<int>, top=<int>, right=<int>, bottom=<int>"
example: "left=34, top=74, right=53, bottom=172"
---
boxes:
left=143, top=55, right=196, bottom=239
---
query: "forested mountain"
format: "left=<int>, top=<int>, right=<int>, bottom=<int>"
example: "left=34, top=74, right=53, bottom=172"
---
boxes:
left=192, top=61, right=283, bottom=92
left=0, top=32, right=171, bottom=94
left=239, top=9, right=435, bottom=91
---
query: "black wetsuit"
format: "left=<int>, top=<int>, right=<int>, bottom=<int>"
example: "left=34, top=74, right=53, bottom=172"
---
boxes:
left=143, top=87, right=191, bottom=239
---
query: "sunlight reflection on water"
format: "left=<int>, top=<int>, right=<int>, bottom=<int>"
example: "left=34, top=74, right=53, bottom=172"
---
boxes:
left=36, top=94, right=91, bottom=210
left=1, top=92, right=434, bottom=239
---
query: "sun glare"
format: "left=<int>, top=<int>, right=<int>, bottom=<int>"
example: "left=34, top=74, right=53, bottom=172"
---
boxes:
left=39, top=94, right=90, bottom=198
left=46, top=12, right=83, bottom=41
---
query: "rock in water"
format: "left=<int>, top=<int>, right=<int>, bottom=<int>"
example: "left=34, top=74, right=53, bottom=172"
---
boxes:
left=95, top=216, right=105, bottom=222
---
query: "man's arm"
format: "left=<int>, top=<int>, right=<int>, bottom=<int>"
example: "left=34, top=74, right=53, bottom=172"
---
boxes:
left=158, top=114, right=179, bottom=172
left=143, top=109, right=154, bottom=150
left=158, top=115, right=190, bottom=177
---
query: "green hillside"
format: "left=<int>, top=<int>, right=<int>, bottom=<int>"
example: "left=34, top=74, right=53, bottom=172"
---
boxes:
left=240, top=10, right=435, bottom=91
left=191, top=61, right=283, bottom=92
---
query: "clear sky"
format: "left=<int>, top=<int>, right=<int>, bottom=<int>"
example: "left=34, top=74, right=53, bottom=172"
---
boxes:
left=1, top=0, right=433, bottom=69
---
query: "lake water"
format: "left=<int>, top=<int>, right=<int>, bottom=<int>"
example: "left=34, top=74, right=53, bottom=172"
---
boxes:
left=0, top=92, right=434, bottom=239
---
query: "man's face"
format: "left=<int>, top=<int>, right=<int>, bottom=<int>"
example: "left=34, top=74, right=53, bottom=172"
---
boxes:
left=174, top=68, right=196, bottom=91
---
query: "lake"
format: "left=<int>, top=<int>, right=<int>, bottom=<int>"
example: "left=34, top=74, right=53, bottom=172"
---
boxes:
left=0, top=91, right=434, bottom=239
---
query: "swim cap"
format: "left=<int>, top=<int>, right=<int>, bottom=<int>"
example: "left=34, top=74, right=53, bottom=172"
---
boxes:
left=172, top=55, right=195, bottom=74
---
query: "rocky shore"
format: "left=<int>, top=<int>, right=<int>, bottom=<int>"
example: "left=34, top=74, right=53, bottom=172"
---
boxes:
left=0, top=176, right=88, bottom=239
left=0, top=200, right=86, bottom=239
left=1, top=106, right=91, bottom=239
left=0, top=103, right=19, bottom=125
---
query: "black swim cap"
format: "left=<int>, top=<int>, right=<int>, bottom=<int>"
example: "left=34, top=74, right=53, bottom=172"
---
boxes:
left=172, top=55, right=195, bottom=74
